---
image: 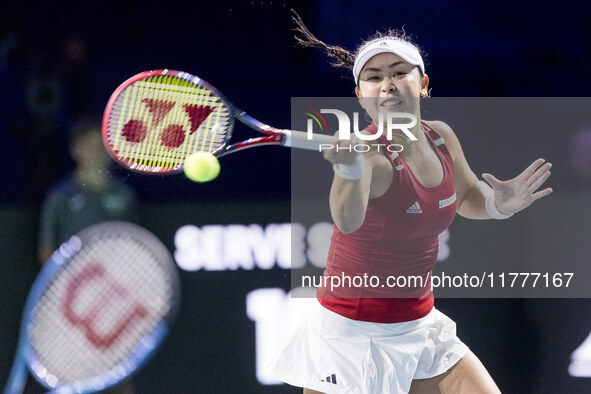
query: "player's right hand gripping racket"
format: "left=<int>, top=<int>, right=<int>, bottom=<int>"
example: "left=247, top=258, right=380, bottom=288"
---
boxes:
left=4, top=221, right=180, bottom=394
left=102, top=69, right=333, bottom=174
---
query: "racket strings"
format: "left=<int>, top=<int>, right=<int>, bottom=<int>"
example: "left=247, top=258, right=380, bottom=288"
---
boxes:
left=106, top=74, right=232, bottom=172
left=32, top=246, right=161, bottom=381
left=28, top=231, right=175, bottom=384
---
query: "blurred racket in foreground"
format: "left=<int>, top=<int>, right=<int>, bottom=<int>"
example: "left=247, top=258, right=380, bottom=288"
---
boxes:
left=4, top=221, right=180, bottom=394
left=102, top=69, right=333, bottom=174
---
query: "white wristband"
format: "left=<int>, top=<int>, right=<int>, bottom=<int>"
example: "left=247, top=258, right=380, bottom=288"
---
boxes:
left=333, top=156, right=363, bottom=180
left=485, top=194, right=513, bottom=219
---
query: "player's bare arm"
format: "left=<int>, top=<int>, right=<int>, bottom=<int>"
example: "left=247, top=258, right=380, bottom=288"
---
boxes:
left=430, top=120, right=552, bottom=219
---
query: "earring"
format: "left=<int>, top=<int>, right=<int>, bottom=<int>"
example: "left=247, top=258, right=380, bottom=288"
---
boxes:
left=420, top=88, right=431, bottom=98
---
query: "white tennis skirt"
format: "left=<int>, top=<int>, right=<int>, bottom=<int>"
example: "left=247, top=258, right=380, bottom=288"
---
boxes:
left=266, top=299, right=468, bottom=394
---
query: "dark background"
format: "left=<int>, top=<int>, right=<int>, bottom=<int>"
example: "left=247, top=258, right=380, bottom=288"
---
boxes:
left=1, top=0, right=591, bottom=393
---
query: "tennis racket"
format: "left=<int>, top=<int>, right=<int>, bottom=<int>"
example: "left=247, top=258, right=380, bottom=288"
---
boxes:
left=102, top=69, right=333, bottom=174
left=4, top=221, right=180, bottom=394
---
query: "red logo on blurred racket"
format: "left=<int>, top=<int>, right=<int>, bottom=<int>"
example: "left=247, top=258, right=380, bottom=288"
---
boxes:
left=62, top=264, right=149, bottom=349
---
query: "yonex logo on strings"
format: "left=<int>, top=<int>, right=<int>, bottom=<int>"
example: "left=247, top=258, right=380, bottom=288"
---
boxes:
left=305, top=109, right=418, bottom=153
left=122, top=98, right=214, bottom=148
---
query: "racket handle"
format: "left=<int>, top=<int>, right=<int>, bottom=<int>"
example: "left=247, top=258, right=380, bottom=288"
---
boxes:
left=284, top=130, right=335, bottom=151
left=4, top=350, right=26, bottom=394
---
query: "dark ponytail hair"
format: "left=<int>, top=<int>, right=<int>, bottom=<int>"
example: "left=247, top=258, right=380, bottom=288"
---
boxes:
left=291, top=10, right=426, bottom=77
left=291, top=10, right=356, bottom=70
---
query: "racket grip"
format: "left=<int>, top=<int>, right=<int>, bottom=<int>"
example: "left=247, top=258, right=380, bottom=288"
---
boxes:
left=4, top=351, right=26, bottom=394
left=284, top=130, right=335, bottom=151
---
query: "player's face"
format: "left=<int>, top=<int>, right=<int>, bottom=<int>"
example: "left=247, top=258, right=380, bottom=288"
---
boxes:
left=355, top=52, right=428, bottom=125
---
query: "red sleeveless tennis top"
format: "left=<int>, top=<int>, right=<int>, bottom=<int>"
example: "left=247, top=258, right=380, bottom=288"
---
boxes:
left=317, top=122, right=457, bottom=323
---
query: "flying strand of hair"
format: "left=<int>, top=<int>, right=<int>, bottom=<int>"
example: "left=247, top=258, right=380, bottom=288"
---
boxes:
left=290, top=9, right=356, bottom=70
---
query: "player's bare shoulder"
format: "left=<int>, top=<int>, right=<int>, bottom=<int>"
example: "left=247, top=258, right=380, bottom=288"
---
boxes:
left=423, top=119, right=454, bottom=138
left=422, top=120, right=461, bottom=161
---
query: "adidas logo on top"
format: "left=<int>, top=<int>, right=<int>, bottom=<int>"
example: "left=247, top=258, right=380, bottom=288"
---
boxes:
left=406, top=201, right=422, bottom=214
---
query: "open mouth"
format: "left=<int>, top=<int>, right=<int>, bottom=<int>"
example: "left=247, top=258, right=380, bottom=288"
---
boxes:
left=380, top=98, right=402, bottom=108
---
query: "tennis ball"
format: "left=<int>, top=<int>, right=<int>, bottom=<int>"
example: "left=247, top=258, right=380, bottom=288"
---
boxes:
left=184, top=152, right=220, bottom=182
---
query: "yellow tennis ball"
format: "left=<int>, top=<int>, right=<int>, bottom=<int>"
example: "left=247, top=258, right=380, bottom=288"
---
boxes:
left=184, top=152, right=220, bottom=182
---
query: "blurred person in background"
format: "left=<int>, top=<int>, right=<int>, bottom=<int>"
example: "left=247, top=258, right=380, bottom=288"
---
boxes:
left=38, top=115, right=137, bottom=264
left=36, top=115, right=138, bottom=394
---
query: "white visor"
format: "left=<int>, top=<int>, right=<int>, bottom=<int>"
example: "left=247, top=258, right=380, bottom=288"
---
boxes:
left=353, top=39, right=425, bottom=85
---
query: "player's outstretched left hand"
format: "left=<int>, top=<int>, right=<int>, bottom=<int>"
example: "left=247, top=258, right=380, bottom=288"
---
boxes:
left=482, top=158, right=553, bottom=215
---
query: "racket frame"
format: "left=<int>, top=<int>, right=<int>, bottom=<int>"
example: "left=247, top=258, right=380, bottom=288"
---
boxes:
left=4, top=222, right=180, bottom=394
left=102, top=69, right=331, bottom=174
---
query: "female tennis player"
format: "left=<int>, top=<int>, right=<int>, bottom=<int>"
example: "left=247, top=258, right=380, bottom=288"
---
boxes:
left=267, top=15, right=553, bottom=394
